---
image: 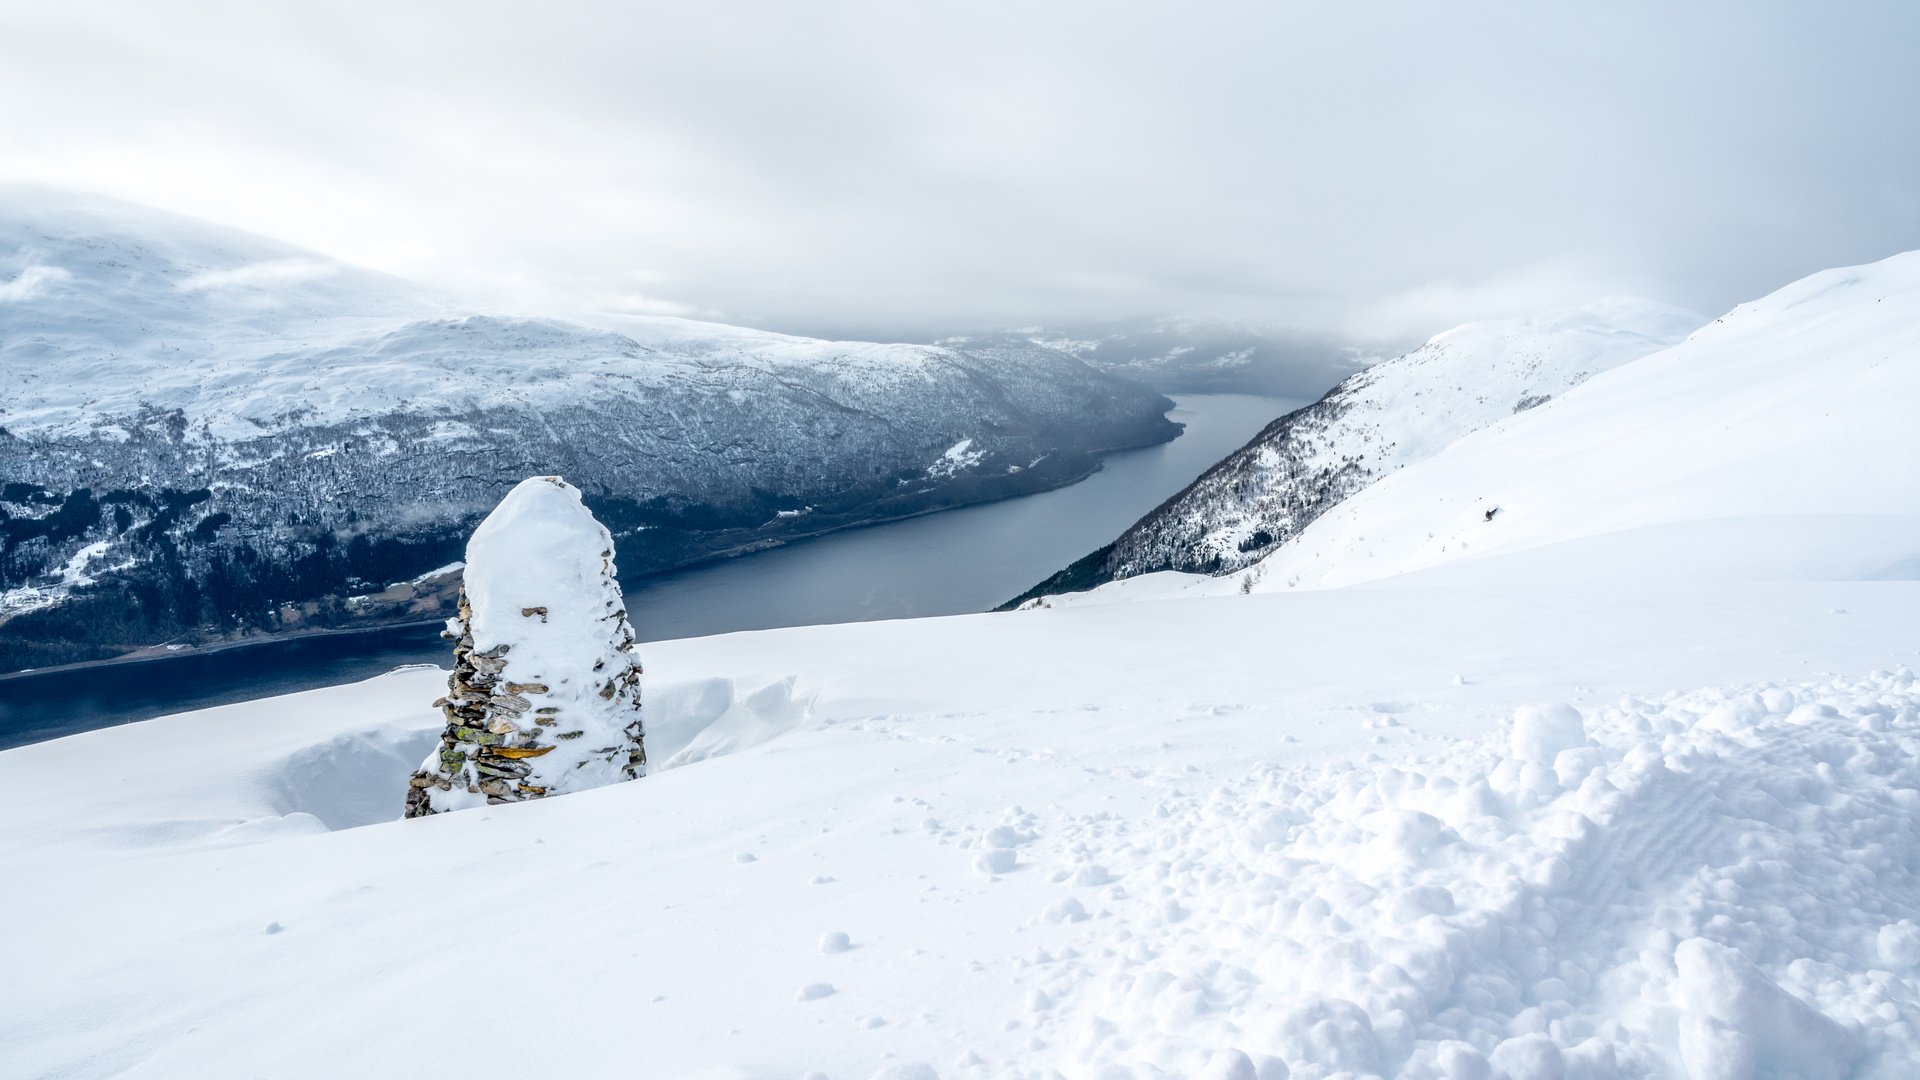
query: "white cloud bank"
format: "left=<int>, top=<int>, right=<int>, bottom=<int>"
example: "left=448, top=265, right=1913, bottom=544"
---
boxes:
left=1, top=2, right=1916, bottom=342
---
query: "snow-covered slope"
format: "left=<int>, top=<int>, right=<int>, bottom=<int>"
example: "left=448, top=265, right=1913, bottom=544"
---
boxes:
left=1005, top=299, right=1702, bottom=604
left=1213, top=251, right=1920, bottom=594
left=0, top=189, right=1176, bottom=666
left=6, top=579, right=1920, bottom=1079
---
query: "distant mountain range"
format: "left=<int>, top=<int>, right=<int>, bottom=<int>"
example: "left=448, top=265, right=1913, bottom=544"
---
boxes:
left=0, top=188, right=1178, bottom=669
left=934, top=317, right=1387, bottom=399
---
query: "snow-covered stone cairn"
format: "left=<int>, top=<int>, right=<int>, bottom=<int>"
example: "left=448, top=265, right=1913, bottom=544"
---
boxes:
left=404, top=476, right=645, bottom=817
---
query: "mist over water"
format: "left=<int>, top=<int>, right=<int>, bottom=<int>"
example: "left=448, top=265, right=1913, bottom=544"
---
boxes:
left=0, top=394, right=1300, bottom=748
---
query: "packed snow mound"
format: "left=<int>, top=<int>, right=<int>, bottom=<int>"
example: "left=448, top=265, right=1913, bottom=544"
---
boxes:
left=410, top=477, right=644, bottom=815
left=1007, top=298, right=1701, bottom=603
left=1219, top=251, right=1920, bottom=593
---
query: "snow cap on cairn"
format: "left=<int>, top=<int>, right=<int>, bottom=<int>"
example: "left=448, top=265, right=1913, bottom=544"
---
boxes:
left=465, top=475, right=627, bottom=672
left=406, top=476, right=644, bottom=816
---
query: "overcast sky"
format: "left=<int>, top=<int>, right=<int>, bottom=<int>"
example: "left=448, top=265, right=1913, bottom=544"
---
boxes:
left=3, top=1, right=1917, bottom=342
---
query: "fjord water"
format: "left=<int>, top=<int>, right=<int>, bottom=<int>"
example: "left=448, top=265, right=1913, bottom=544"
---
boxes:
left=622, top=393, right=1303, bottom=640
left=0, top=394, right=1299, bottom=748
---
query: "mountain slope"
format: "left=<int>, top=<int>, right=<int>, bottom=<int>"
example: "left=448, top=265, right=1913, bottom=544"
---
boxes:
left=0, top=190, right=1177, bottom=668
left=1225, top=250, right=1920, bottom=592
left=1004, top=298, right=1702, bottom=605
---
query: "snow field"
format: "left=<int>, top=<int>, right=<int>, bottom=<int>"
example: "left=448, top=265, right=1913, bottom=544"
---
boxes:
left=1013, top=671, right=1920, bottom=1079
left=5, top=583, right=1920, bottom=1079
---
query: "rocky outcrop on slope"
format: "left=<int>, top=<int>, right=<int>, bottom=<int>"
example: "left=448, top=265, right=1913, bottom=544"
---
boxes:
left=0, top=191, right=1176, bottom=669
left=1003, top=299, right=1703, bottom=606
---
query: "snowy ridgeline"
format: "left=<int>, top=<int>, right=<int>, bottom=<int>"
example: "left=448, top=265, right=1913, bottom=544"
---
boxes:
left=1020, top=249, right=1920, bottom=609
left=0, top=188, right=1176, bottom=659
left=1005, top=298, right=1703, bottom=603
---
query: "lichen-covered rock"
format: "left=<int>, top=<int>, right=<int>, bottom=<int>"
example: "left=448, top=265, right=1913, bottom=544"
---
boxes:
left=404, top=477, right=644, bottom=817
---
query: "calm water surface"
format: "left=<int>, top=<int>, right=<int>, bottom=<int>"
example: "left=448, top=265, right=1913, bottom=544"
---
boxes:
left=0, top=394, right=1297, bottom=748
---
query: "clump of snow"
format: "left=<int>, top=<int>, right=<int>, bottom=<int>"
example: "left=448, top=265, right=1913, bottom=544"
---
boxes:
left=1510, top=702, right=1587, bottom=764
left=1674, top=937, right=1859, bottom=1080
left=1879, top=922, right=1920, bottom=970
left=408, top=477, right=643, bottom=814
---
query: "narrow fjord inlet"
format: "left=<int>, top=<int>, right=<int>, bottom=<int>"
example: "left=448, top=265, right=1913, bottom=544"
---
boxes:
left=0, top=394, right=1300, bottom=749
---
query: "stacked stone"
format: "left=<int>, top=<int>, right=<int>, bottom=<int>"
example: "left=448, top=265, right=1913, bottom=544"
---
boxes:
left=401, top=475, right=647, bottom=819
left=404, top=586, right=647, bottom=817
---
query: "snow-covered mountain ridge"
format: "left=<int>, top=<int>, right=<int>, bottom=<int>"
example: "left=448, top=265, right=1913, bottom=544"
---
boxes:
left=1227, top=249, right=1920, bottom=593
left=1005, top=298, right=1702, bottom=605
left=942, top=317, right=1384, bottom=398
left=1030, top=249, right=1920, bottom=609
left=0, top=189, right=1177, bottom=668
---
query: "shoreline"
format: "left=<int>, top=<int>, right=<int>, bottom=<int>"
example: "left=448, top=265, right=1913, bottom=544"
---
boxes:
left=0, top=439, right=1153, bottom=683
left=0, top=618, right=450, bottom=685
left=0, top=463, right=1115, bottom=685
left=0, top=467, right=1116, bottom=684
